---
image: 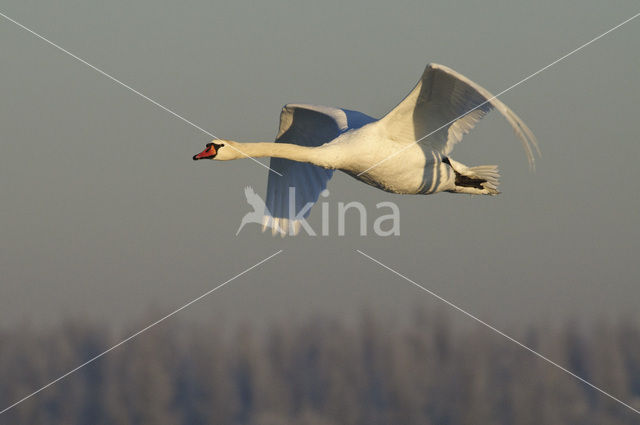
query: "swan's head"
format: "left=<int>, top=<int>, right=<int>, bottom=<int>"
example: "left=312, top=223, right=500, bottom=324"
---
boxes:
left=193, top=141, right=228, bottom=161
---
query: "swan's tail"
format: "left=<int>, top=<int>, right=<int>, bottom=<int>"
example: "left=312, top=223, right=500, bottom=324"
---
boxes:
left=447, top=159, right=500, bottom=195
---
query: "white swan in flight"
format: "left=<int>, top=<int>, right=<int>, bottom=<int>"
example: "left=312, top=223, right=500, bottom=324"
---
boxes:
left=194, top=63, right=539, bottom=235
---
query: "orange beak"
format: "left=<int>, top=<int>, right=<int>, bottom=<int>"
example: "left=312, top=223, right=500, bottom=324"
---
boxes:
left=193, top=143, right=217, bottom=160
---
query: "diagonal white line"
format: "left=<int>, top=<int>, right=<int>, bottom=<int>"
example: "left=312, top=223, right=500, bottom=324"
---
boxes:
left=0, top=249, right=283, bottom=416
left=0, top=10, right=283, bottom=176
left=357, top=11, right=640, bottom=176
left=356, top=249, right=640, bottom=416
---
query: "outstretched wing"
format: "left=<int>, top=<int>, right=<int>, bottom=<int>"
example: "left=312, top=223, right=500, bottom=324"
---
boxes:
left=264, top=104, right=375, bottom=235
left=379, top=63, right=539, bottom=169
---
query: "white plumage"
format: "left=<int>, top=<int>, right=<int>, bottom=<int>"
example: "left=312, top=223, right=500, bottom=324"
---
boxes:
left=193, top=63, right=539, bottom=235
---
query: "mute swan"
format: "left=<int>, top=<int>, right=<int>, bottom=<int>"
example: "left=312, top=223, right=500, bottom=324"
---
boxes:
left=194, top=63, right=539, bottom=234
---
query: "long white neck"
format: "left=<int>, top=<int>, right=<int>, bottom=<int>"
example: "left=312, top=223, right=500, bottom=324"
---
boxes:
left=226, top=141, right=335, bottom=168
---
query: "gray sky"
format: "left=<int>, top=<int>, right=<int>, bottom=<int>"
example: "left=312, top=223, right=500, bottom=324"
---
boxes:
left=1, top=0, right=639, bottom=331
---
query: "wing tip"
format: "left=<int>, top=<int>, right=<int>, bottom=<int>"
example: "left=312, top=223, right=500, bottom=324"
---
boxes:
left=422, top=62, right=542, bottom=171
left=262, top=215, right=304, bottom=237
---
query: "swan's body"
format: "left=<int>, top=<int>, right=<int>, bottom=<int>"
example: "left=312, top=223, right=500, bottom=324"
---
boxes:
left=194, top=63, right=539, bottom=234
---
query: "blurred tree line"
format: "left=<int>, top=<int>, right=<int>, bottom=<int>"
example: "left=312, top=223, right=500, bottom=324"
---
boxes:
left=1, top=310, right=639, bottom=424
